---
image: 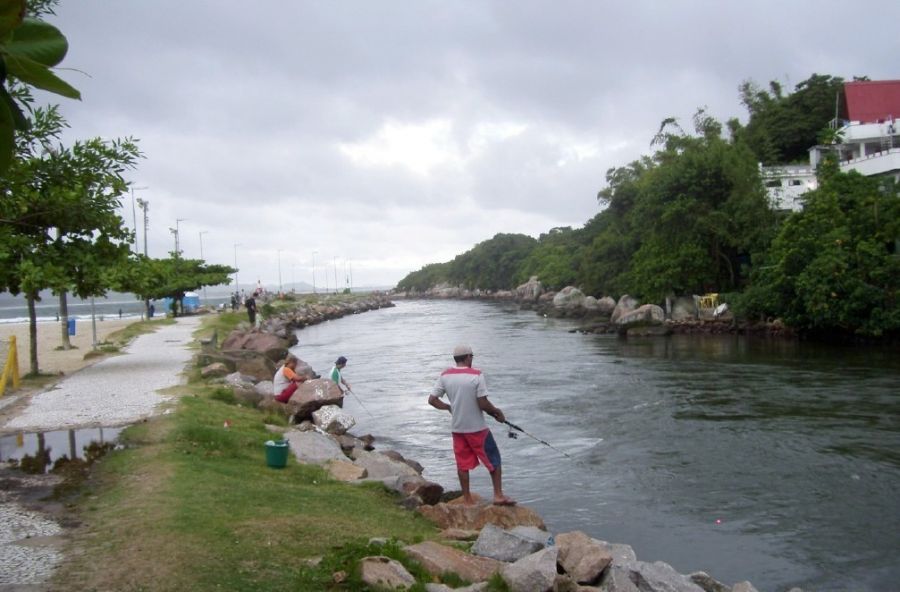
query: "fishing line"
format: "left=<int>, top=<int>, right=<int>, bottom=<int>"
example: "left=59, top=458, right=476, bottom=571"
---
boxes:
left=346, top=388, right=374, bottom=417
left=504, top=420, right=573, bottom=459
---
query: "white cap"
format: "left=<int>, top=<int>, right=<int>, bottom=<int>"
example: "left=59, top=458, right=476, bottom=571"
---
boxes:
left=453, top=344, right=473, bottom=356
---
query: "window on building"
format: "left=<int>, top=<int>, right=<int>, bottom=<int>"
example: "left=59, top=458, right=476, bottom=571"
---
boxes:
left=765, top=180, right=781, bottom=188
left=789, top=179, right=803, bottom=186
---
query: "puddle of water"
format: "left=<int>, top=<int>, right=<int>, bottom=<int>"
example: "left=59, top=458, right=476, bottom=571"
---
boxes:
left=0, top=427, right=124, bottom=470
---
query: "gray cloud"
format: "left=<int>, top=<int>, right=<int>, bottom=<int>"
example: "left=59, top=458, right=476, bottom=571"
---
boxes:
left=43, top=0, right=899, bottom=288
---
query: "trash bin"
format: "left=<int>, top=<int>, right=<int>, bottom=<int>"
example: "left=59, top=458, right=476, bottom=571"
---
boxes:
left=67, top=318, right=76, bottom=336
left=265, top=440, right=289, bottom=469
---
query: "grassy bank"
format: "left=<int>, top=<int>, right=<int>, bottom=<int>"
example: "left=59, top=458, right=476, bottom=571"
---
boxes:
left=51, top=312, right=463, bottom=591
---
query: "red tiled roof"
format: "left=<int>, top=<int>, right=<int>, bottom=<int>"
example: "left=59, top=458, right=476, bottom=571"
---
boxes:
left=843, top=80, right=900, bottom=123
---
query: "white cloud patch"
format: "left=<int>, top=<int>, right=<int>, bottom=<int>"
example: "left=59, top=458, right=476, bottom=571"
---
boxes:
left=43, top=0, right=900, bottom=288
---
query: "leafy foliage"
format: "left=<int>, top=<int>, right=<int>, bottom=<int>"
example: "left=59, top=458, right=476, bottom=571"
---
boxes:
left=0, top=105, right=140, bottom=372
left=397, top=233, right=537, bottom=292
left=0, top=0, right=80, bottom=173
left=731, top=73, right=846, bottom=164
left=112, top=255, right=235, bottom=314
left=741, top=165, right=899, bottom=336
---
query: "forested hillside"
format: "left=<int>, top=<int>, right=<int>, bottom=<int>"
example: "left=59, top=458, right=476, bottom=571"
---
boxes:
left=396, top=74, right=899, bottom=337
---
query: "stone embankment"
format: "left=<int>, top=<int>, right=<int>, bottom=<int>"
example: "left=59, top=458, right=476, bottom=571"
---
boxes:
left=196, top=298, right=793, bottom=592
left=392, top=278, right=795, bottom=338
left=197, top=294, right=395, bottom=383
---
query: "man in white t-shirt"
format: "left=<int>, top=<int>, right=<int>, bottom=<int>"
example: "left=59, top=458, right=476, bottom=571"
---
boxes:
left=428, top=344, right=515, bottom=506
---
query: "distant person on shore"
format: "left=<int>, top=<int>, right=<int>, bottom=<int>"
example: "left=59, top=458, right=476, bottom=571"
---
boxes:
left=245, top=295, right=257, bottom=326
left=329, top=356, right=351, bottom=393
left=273, top=354, right=308, bottom=403
left=428, top=344, right=515, bottom=506
left=149, top=303, right=155, bottom=318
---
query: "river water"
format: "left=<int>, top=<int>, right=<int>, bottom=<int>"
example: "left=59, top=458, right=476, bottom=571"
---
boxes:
left=291, top=299, right=900, bottom=592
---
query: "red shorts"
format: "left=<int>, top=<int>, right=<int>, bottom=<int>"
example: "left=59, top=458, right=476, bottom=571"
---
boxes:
left=275, top=382, right=298, bottom=403
left=452, top=429, right=501, bottom=472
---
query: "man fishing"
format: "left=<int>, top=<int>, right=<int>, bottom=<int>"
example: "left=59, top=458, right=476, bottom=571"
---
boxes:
left=428, top=345, right=516, bottom=506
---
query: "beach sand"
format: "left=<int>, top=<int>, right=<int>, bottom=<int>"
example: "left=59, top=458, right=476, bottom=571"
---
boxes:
left=0, top=317, right=141, bottom=378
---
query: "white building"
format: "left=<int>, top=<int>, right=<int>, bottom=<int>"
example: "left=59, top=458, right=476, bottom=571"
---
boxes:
left=763, top=80, right=900, bottom=211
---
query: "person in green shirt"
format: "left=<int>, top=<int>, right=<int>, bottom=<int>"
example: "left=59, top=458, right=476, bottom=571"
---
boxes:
left=329, top=356, right=351, bottom=393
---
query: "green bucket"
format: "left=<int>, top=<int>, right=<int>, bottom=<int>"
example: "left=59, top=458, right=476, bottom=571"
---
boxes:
left=265, top=439, right=289, bottom=469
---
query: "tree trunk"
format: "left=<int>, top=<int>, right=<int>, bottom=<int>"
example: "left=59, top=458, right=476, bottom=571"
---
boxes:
left=27, top=291, right=39, bottom=376
left=59, top=291, right=72, bottom=350
left=145, top=298, right=151, bottom=320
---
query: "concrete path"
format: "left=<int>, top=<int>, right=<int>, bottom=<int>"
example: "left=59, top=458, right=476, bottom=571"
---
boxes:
left=3, top=316, right=202, bottom=432
left=0, top=316, right=202, bottom=589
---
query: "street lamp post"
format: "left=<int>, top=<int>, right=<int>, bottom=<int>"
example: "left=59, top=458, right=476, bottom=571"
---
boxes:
left=130, top=186, right=148, bottom=254
left=136, top=198, right=149, bottom=256
left=175, top=218, right=186, bottom=256
left=233, top=243, right=242, bottom=294
left=277, top=249, right=283, bottom=294
left=199, top=231, right=208, bottom=303
left=312, top=250, right=318, bottom=294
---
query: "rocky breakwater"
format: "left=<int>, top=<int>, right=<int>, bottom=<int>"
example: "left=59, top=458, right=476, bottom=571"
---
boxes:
left=196, top=294, right=395, bottom=414
left=394, top=278, right=794, bottom=338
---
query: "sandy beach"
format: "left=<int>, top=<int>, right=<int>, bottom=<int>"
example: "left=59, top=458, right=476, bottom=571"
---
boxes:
left=0, top=317, right=140, bottom=377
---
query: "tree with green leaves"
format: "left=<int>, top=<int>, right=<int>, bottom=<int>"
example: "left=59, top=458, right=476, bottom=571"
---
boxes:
left=0, top=0, right=80, bottom=173
left=113, top=255, right=235, bottom=317
left=0, top=105, right=140, bottom=373
left=587, top=110, right=774, bottom=302
left=731, top=73, right=846, bottom=165
left=740, top=160, right=899, bottom=337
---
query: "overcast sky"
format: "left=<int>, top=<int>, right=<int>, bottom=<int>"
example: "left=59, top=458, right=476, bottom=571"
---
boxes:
left=46, top=1, right=898, bottom=290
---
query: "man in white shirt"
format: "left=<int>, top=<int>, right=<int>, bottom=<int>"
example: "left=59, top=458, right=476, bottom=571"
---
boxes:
left=428, top=345, right=515, bottom=506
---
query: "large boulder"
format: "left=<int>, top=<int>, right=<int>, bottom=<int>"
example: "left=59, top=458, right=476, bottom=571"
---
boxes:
left=221, top=350, right=276, bottom=382
left=201, top=362, right=230, bottom=379
left=404, top=541, right=502, bottom=584
left=417, top=497, right=546, bottom=531
left=221, top=330, right=291, bottom=362
left=610, top=295, right=639, bottom=323
left=282, top=430, right=346, bottom=464
left=615, top=304, right=665, bottom=328
left=351, top=450, right=420, bottom=480
left=381, top=450, right=424, bottom=474
left=553, top=286, right=586, bottom=309
left=381, top=475, right=445, bottom=506
left=326, top=459, right=368, bottom=481
left=312, top=405, right=356, bottom=435
left=359, top=556, right=416, bottom=590
left=285, top=378, right=344, bottom=420
left=603, top=561, right=705, bottom=592
left=471, top=523, right=547, bottom=563
left=515, top=276, right=543, bottom=302
left=671, top=296, right=698, bottom=321
left=594, top=296, right=616, bottom=315
left=556, top=530, right=612, bottom=584
left=254, top=380, right=275, bottom=397
left=500, top=547, right=558, bottom=592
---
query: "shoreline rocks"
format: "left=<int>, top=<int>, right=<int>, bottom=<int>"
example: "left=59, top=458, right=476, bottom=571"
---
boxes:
left=392, top=284, right=797, bottom=339
left=195, top=293, right=775, bottom=591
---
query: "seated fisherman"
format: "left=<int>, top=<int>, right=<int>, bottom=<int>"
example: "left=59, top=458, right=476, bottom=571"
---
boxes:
left=273, top=354, right=308, bottom=403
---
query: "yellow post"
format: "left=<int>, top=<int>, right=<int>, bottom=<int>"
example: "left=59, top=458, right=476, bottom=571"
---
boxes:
left=0, top=335, right=20, bottom=396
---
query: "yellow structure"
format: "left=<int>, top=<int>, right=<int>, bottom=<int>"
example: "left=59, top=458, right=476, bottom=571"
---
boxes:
left=698, top=293, right=719, bottom=310
left=1, top=335, right=21, bottom=396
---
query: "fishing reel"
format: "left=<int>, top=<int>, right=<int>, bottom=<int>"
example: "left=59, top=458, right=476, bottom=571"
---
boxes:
left=507, top=427, right=518, bottom=439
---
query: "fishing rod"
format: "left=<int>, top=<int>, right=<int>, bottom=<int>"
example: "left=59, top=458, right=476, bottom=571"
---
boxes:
left=345, top=388, right=374, bottom=417
left=504, top=420, right=572, bottom=459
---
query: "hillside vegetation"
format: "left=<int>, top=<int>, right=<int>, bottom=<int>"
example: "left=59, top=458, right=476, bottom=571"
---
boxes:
left=397, top=74, right=900, bottom=338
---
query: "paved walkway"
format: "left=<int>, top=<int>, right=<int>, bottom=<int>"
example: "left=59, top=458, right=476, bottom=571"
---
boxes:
left=0, top=316, right=202, bottom=589
left=3, top=316, right=202, bottom=432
